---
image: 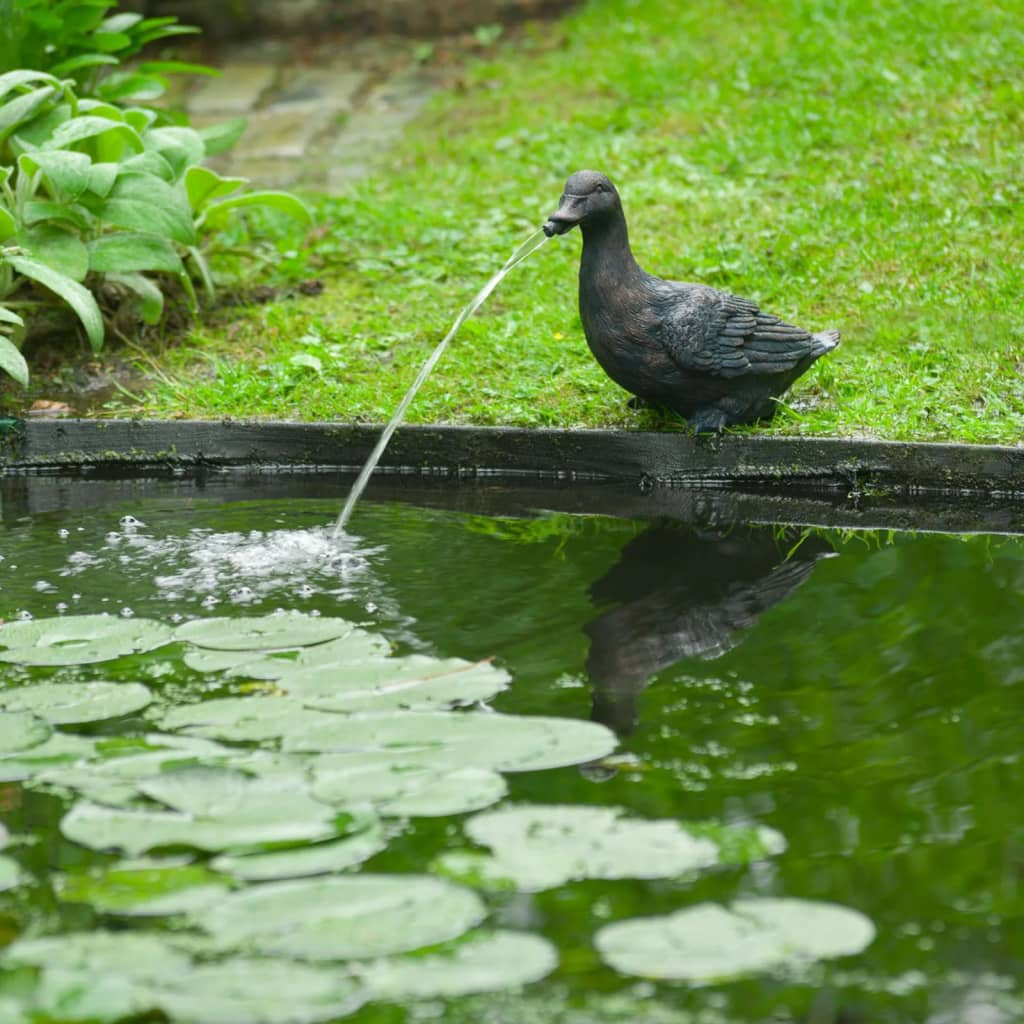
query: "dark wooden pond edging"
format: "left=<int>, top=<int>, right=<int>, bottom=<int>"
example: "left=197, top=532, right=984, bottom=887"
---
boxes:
left=2, top=419, right=1023, bottom=495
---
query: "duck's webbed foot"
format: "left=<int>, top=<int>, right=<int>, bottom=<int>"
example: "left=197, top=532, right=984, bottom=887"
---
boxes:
left=688, top=408, right=728, bottom=434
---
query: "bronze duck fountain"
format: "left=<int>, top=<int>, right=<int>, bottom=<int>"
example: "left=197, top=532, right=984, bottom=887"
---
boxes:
left=543, top=170, right=839, bottom=432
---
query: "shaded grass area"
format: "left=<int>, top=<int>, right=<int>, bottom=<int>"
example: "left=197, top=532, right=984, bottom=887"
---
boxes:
left=136, top=0, right=1023, bottom=442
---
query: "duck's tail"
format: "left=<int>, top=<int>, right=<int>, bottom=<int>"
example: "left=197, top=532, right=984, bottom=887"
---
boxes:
left=811, top=329, right=840, bottom=359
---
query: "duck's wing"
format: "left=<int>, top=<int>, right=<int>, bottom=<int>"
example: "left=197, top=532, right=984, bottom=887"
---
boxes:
left=655, top=285, right=818, bottom=379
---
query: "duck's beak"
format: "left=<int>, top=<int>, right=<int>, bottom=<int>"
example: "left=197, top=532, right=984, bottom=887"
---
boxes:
left=542, top=194, right=585, bottom=236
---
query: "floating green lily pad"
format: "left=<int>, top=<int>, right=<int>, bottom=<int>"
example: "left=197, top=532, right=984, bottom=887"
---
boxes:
left=0, top=854, right=23, bottom=892
left=301, top=655, right=510, bottom=710
left=211, top=821, right=387, bottom=881
left=157, top=695, right=329, bottom=743
left=57, top=861, right=231, bottom=916
left=594, top=898, right=877, bottom=981
left=4, top=928, right=192, bottom=976
left=158, top=959, right=368, bottom=1024
left=282, top=711, right=618, bottom=772
left=312, top=758, right=507, bottom=817
left=61, top=766, right=344, bottom=856
left=199, top=874, right=486, bottom=960
left=359, top=930, right=558, bottom=1000
left=174, top=612, right=361, bottom=651
left=0, top=711, right=50, bottom=753
left=0, top=732, right=97, bottom=782
left=436, top=805, right=786, bottom=892
left=0, top=614, right=173, bottom=665
left=0, top=682, right=153, bottom=724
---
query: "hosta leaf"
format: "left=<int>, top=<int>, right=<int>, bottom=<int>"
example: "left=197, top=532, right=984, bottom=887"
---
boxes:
left=102, top=172, right=195, bottom=244
left=8, top=255, right=104, bottom=351
left=88, top=232, right=183, bottom=274
left=0, top=335, right=28, bottom=387
left=17, top=223, right=89, bottom=281
left=0, top=681, right=153, bottom=724
left=201, top=190, right=312, bottom=228
left=595, top=899, right=877, bottom=981
left=0, top=613, right=173, bottom=665
left=358, top=931, right=558, bottom=999
left=106, top=271, right=164, bottom=324
left=198, top=874, right=485, bottom=960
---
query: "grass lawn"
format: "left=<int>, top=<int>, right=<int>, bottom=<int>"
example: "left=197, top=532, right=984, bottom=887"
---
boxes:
left=124, top=0, right=1023, bottom=443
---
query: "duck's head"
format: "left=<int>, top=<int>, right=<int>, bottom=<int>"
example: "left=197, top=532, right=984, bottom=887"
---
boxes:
left=543, top=170, right=621, bottom=236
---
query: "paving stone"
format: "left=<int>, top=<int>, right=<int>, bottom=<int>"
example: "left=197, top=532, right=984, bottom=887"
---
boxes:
left=189, top=64, right=279, bottom=116
left=268, top=68, right=368, bottom=113
left=236, top=107, right=338, bottom=160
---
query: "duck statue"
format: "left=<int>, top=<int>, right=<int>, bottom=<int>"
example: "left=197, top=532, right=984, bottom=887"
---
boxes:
left=543, top=170, right=839, bottom=432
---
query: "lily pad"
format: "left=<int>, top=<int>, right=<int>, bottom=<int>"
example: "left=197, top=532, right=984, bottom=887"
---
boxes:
left=61, top=766, right=344, bottom=856
left=294, top=655, right=510, bottom=709
left=57, top=861, right=231, bottom=916
left=0, top=682, right=153, bottom=724
left=211, top=821, right=387, bottom=881
left=0, top=614, right=173, bottom=665
left=157, top=695, right=329, bottom=743
left=0, top=732, right=97, bottom=782
left=594, top=898, right=877, bottom=982
left=0, top=711, right=51, bottom=753
left=282, top=711, right=619, bottom=772
left=0, top=854, right=23, bottom=892
left=198, top=874, right=486, bottom=960
left=359, top=930, right=558, bottom=1000
left=312, top=758, right=507, bottom=817
left=436, top=805, right=786, bottom=892
left=157, top=959, right=368, bottom=1024
left=174, top=612, right=361, bottom=651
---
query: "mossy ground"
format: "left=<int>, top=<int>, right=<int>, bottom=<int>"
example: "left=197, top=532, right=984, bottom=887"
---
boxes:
left=99, top=0, right=1024, bottom=442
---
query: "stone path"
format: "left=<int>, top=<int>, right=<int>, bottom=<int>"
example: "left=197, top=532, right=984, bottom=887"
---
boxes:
left=185, top=36, right=452, bottom=190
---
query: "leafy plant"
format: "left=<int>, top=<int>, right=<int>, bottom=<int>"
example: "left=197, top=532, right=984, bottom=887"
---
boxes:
left=0, top=68, right=310, bottom=385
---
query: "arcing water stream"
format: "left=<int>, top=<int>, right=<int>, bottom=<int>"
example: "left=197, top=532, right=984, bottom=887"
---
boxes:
left=333, top=228, right=549, bottom=536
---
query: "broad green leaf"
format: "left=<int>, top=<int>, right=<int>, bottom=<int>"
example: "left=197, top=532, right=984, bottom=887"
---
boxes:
left=120, top=149, right=175, bottom=180
left=185, top=165, right=247, bottom=211
left=89, top=30, right=133, bottom=52
left=5, top=930, right=191, bottom=976
left=0, top=306, right=24, bottom=326
left=0, top=204, right=15, bottom=240
left=359, top=931, right=557, bottom=1000
left=101, top=172, right=196, bottom=245
left=201, top=190, right=312, bottom=229
left=197, top=116, right=247, bottom=156
left=46, top=115, right=142, bottom=153
left=0, top=712, right=51, bottom=753
left=122, top=106, right=159, bottom=133
left=174, top=611, right=359, bottom=651
left=282, top=711, right=619, bottom=772
left=0, top=335, right=28, bottom=387
left=434, top=805, right=784, bottom=893
left=100, top=11, right=144, bottom=31
left=18, top=223, right=89, bottom=281
left=57, top=861, right=230, bottom=916
left=86, top=161, right=119, bottom=197
left=0, top=682, right=152, bottom=724
left=8, top=255, right=104, bottom=351
left=88, top=232, right=183, bottom=274
left=312, top=759, right=507, bottom=817
left=157, top=960, right=367, bottom=1024
left=107, top=271, right=164, bottom=324
left=96, top=72, right=166, bottom=104
left=75, top=101, right=125, bottom=120
left=300, top=654, right=511, bottom=709
left=198, top=874, right=485, bottom=960
left=8, top=102, right=71, bottom=151
left=212, top=822, right=387, bottom=880
left=0, top=613, right=173, bottom=665
left=138, top=60, right=220, bottom=78
left=188, top=244, right=214, bottom=299
left=0, top=854, right=22, bottom=892
left=158, top=695, right=329, bottom=743
left=18, top=149, right=91, bottom=200
left=22, top=199, right=94, bottom=232
left=0, top=87, right=57, bottom=140
left=49, top=53, right=119, bottom=78
left=143, top=125, right=205, bottom=178
left=0, top=71, right=61, bottom=103
left=595, top=899, right=877, bottom=981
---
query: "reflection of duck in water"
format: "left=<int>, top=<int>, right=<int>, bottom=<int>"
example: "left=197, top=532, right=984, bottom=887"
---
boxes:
left=584, top=521, right=834, bottom=737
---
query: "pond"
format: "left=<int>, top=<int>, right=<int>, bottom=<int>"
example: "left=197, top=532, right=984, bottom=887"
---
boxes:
left=0, top=472, right=1022, bottom=1024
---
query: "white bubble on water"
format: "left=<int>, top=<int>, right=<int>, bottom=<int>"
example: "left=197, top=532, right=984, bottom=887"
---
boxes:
left=57, top=529, right=69, bottom=539
left=33, top=580, right=56, bottom=592
left=56, top=602, right=68, bottom=613
left=16, top=610, right=32, bottom=620
left=120, top=607, right=135, bottom=618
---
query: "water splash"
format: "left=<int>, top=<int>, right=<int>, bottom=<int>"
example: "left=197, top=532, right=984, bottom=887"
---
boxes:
left=333, top=228, right=550, bottom=537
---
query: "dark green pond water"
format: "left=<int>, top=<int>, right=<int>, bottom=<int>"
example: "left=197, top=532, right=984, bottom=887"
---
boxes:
left=0, top=477, right=1022, bottom=1024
